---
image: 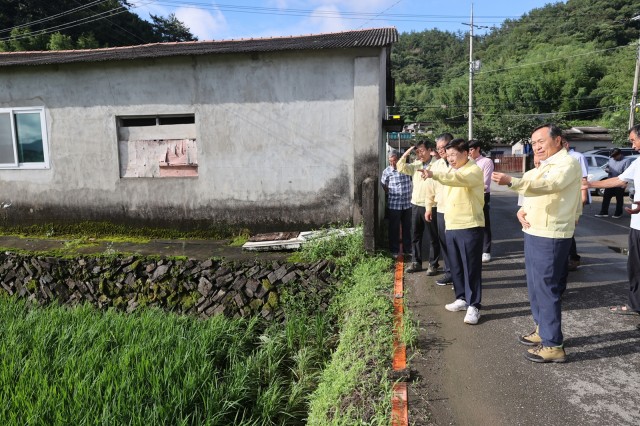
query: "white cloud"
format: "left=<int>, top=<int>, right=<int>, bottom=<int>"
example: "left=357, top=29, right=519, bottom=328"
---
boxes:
left=305, top=5, right=349, bottom=33
left=174, top=7, right=228, bottom=41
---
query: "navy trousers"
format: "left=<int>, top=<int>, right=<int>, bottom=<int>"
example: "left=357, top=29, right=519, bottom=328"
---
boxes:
left=524, top=233, right=572, bottom=347
left=388, top=207, right=412, bottom=255
left=446, top=227, right=483, bottom=308
left=437, top=212, right=451, bottom=276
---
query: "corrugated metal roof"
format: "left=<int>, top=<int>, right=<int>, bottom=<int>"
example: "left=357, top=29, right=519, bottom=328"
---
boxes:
left=0, top=27, right=398, bottom=68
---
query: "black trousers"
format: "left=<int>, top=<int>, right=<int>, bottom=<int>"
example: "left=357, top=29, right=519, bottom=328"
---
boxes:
left=411, top=204, right=440, bottom=267
left=600, top=187, right=625, bottom=217
left=569, top=237, right=580, bottom=262
left=388, top=207, right=412, bottom=255
left=437, top=211, right=450, bottom=275
left=483, top=192, right=492, bottom=254
left=628, top=228, right=640, bottom=312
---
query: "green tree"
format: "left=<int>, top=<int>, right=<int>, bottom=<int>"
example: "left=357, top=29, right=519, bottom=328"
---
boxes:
left=0, top=1, right=196, bottom=49
left=150, top=13, right=198, bottom=42
left=392, top=0, right=640, bottom=135
left=76, top=33, right=100, bottom=49
left=47, top=32, right=74, bottom=50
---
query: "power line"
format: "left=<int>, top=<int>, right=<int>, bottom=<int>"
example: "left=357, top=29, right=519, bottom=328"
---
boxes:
left=69, top=0, right=151, bottom=45
left=357, top=0, right=406, bottom=30
left=0, top=6, right=129, bottom=42
left=0, top=0, right=158, bottom=44
left=0, top=0, right=109, bottom=35
left=477, top=105, right=625, bottom=118
left=476, top=43, right=636, bottom=75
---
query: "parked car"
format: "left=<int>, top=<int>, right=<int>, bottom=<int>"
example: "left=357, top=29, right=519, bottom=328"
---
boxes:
left=583, top=148, right=637, bottom=157
left=583, top=154, right=609, bottom=169
left=587, top=154, right=638, bottom=196
left=587, top=165, right=607, bottom=196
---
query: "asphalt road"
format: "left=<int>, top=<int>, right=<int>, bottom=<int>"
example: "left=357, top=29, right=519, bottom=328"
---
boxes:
left=405, top=187, right=640, bottom=425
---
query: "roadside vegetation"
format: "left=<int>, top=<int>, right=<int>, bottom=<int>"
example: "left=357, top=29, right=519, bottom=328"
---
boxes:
left=0, top=226, right=406, bottom=424
left=0, top=221, right=251, bottom=244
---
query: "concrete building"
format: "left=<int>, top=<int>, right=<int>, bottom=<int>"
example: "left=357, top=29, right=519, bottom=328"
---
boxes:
left=0, top=28, right=397, bottom=239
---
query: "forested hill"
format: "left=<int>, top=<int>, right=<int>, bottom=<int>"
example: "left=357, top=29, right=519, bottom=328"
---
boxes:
left=392, top=0, right=640, bottom=143
left=0, top=0, right=196, bottom=51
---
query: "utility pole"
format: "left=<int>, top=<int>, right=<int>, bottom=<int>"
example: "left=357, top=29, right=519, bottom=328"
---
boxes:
left=462, top=3, right=488, bottom=140
left=468, top=5, right=474, bottom=140
left=629, top=15, right=640, bottom=128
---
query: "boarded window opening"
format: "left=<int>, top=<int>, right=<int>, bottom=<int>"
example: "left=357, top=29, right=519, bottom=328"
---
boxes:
left=117, top=114, right=197, bottom=178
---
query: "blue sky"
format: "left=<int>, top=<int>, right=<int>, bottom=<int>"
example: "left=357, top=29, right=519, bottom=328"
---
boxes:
left=129, top=0, right=563, bottom=41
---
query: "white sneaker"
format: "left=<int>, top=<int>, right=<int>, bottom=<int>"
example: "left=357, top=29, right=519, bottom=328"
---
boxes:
left=482, top=253, right=491, bottom=263
left=464, top=306, right=481, bottom=324
left=445, top=299, right=468, bottom=312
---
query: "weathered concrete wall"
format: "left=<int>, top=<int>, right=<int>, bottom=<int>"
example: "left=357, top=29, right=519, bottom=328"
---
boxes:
left=0, top=48, right=387, bottom=232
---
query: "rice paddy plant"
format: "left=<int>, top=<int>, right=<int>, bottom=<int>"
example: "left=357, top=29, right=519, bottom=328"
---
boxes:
left=0, top=296, right=335, bottom=425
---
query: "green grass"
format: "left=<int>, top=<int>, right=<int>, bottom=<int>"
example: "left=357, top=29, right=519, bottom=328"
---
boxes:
left=0, top=225, right=401, bottom=424
left=0, top=221, right=251, bottom=242
left=293, top=226, right=397, bottom=425
left=0, top=297, right=333, bottom=425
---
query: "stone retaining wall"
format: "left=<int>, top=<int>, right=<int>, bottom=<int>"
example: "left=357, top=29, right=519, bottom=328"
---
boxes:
left=0, top=252, right=337, bottom=320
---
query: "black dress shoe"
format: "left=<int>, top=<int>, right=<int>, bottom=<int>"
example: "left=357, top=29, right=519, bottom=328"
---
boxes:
left=405, top=262, right=422, bottom=273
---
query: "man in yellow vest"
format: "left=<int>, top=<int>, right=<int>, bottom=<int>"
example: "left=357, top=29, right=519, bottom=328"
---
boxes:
left=422, top=138, right=485, bottom=324
left=398, top=141, right=440, bottom=274
left=492, top=124, right=582, bottom=363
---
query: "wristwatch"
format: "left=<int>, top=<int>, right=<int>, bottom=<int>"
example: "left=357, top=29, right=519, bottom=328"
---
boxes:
left=507, top=181, right=513, bottom=188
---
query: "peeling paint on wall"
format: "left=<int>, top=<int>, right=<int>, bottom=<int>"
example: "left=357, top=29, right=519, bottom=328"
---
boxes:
left=119, top=138, right=197, bottom=178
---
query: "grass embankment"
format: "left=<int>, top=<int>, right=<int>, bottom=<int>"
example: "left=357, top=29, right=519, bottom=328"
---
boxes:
left=0, top=227, right=403, bottom=424
left=0, top=221, right=250, bottom=242
left=293, top=229, right=398, bottom=425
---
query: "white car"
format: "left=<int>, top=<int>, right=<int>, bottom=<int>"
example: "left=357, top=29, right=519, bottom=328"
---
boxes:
left=587, top=154, right=638, bottom=196
left=587, top=166, right=607, bottom=196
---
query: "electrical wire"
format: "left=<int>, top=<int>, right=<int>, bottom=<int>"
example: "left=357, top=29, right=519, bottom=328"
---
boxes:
left=0, top=0, right=158, bottom=43
left=0, top=0, right=110, bottom=35
left=476, top=43, right=637, bottom=75
left=0, top=7, right=129, bottom=42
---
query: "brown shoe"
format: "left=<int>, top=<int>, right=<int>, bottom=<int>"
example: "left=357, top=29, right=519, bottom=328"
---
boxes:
left=518, top=326, right=542, bottom=346
left=524, top=345, right=566, bottom=363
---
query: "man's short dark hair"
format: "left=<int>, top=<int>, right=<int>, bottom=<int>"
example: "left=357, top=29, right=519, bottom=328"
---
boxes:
left=532, top=123, right=563, bottom=139
left=629, top=124, right=640, bottom=138
left=445, top=138, right=469, bottom=153
left=611, top=148, right=622, bottom=158
left=388, top=150, right=399, bottom=159
left=435, top=133, right=454, bottom=144
left=414, top=139, right=433, bottom=150
left=468, top=139, right=482, bottom=150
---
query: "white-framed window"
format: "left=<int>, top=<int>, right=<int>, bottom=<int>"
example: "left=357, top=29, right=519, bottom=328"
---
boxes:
left=0, top=107, right=49, bottom=169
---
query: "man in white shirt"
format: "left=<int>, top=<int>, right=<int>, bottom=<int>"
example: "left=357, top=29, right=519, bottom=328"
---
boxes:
left=564, top=140, right=590, bottom=271
left=588, top=124, right=640, bottom=318
left=468, top=139, right=494, bottom=263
